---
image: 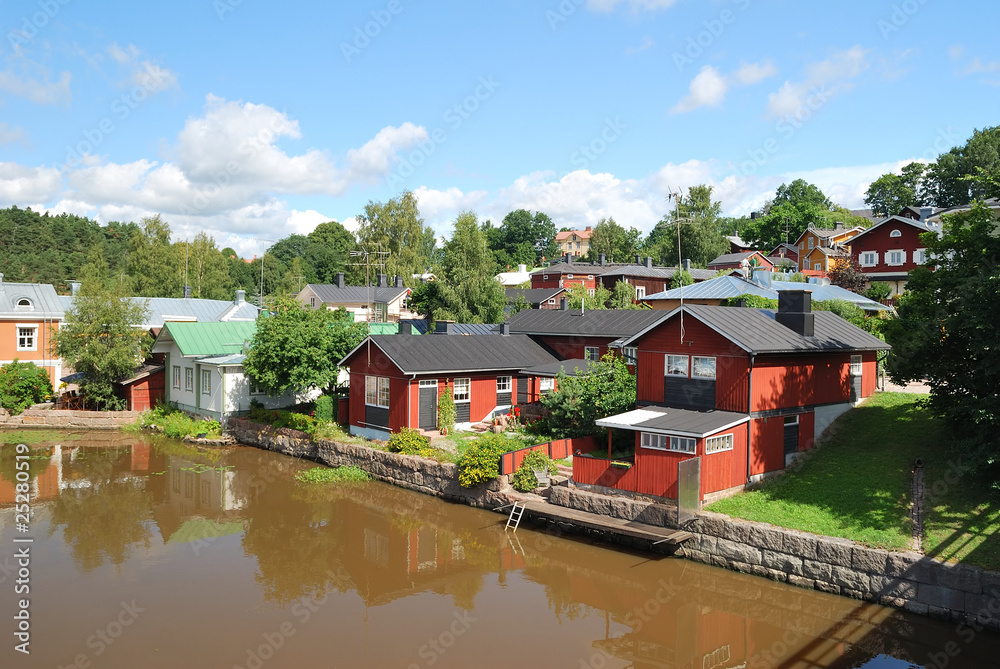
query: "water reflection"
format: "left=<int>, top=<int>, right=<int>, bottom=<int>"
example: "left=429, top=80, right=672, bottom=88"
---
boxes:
left=0, top=436, right=997, bottom=668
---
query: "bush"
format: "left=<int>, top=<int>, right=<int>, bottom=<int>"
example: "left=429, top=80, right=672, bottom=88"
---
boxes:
left=438, top=383, right=456, bottom=434
left=247, top=405, right=317, bottom=433
left=457, top=433, right=520, bottom=488
left=0, top=360, right=53, bottom=415
left=137, top=404, right=221, bottom=439
left=388, top=428, right=435, bottom=457
left=314, top=395, right=336, bottom=423
left=295, top=465, right=370, bottom=483
left=865, top=281, right=892, bottom=302
left=720, top=294, right=779, bottom=309
left=511, top=449, right=556, bottom=492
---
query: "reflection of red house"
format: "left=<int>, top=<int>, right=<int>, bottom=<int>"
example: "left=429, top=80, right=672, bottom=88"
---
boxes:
left=578, top=291, right=889, bottom=502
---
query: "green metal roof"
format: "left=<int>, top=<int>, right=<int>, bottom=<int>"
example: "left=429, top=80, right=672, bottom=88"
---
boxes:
left=367, top=322, right=399, bottom=335
left=161, top=321, right=257, bottom=357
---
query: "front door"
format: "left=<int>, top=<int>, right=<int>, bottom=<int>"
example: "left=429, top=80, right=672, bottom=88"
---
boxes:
left=850, top=355, right=862, bottom=404
left=418, top=380, right=437, bottom=430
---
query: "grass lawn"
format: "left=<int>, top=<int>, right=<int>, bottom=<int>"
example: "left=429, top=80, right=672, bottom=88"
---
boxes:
left=707, top=392, right=1000, bottom=570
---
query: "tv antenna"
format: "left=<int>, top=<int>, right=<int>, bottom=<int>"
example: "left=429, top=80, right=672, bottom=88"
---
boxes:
left=348, top=245, right=390, bottom=323
left=666, top=187, right=694, bottom=344
left=242, top=237, right=275, bottom=308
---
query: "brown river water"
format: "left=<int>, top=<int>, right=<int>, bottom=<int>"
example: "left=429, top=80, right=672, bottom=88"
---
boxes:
left=0, top=433, right=998, bottom=669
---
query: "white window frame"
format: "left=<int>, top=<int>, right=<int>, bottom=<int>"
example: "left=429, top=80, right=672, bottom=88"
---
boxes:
left=913, top=248, right=927, bottom=264
left=250, top=380, right=267, bottom=396
left=640, top=432, right=667, bottom=450
left=543, top=274, right=549, bottom=280
left=365, top=376, right=390, bottom=408
left=784, top=415, right=799, bottom=427
left=201, top=369, right=211, bottom=395
left=850, top=354, right=862, bottom=376
left=587, top=288, right=595, bottom=296
left=453, top=378, right=471, bottom=403
left=16, top=324, right=37, bottom=352
left=496, top=376, right=511, bottom=393
left=808, top=237, right=815, bottom=249
left=539, top=377, right=554, bottom=393
left=567, top=274, right=574, bottom=279
left=172, top=366, right=181, bottom=390
left=669, top=436, right=696, bottom=454
left=665, top=355, right=688, bottom=377
left=584, top=346, right=600, bottom=361
left=635, top=286, right=646, bottom=299
left=705, top=434, right=734, bottom=454
left=890, top=229, right=901, bottom=238
left=861, top=251, right=877, bottom=267
left=692, top=356, right=716, bottom=379
left=309, top=297, right=316, bottom=308
left=587, top=274, right=594, bottom=280
left=547, top=298, right=555, bottom=305
left=886, top=250, right=904, bottom=266
left=623, top=347, right=638, bottom=365
left=814, top=262, right=822, bottom=272
left=185, top=367, right=194, bottom=392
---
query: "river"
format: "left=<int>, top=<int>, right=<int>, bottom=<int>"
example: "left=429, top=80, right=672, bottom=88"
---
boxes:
left=0, top=433, right=997, bottom=668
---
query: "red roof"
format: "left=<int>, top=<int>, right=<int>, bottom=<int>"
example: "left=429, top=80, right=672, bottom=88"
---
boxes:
left=555, top=227, right=594, bottom=241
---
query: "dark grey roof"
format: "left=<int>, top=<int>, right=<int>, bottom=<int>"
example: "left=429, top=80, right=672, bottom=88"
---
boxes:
left=529, top=262, right=618, bottom=276
left=596, top=405, right=749, bottom=437
left=597, top=265, right=717, bottom=281
left=305, top=283, right=409, bottom=304
left=520, top=358, right=597, bottom=378
left=622, top=304, right=890, bottom=353
left=707, top=251, right=771, bottom=267
left=506, top=308, right=664, bottom=338
left=340, top=334, right=559, bottom=374
left=505, top=288, right=566, bottom=305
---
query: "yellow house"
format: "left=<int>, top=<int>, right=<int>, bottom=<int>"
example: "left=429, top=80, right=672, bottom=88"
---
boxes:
left=793, top=225, right=864, bottom=272
left=555, top=227, right=593, bottom=258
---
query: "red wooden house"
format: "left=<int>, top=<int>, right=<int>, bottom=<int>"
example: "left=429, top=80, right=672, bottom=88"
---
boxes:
left=849, top=215, right=938, bottom=296
left=338, top=324, right=561, bottom=440
left=529, top=256, right=616, bottom=291
left=576, top=291, right=889, bottom=503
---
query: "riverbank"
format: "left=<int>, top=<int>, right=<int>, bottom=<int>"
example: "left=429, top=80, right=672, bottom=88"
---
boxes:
left=225, top=417, right=1000, bottom=631
left=0, top=408, right=139, bottom=429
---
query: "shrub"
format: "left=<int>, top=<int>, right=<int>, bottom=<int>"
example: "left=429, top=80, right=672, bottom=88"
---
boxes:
left=865, top=281, right=892, bottom=302
left=720, top=294, right=779, bottom=309
left=247, top=405, right=317, bottom=433
left=511, top=449, right=556, bottom=492
left=438, top=383, right=456, bottom=434
left=457, top=433, right=519, bottom=488
left=137, top=404, right=221, bottom=439
left=0, top=360, right=53, bottom=415
left=314, top=395, right=335, bottom=423
left=388, top=428, right=435, bottom=457
left=295, top=465, right=370, bottom=484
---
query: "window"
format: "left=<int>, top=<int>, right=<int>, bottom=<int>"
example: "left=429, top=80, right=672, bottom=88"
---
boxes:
left=309, top=297, right=316, bottom=308
left=799, top=242, right=804, bottom=251
left=813, top=262, right=821, bottom=271
left=587, top=275, right=594, bottom=280
left=641, top=432, right=667, bottom=450
left=547, top=298, right=555, bottom=305
left=540, top=377, right=554, bottom=393
left=670, top=436, right=696, bottom=454
left=15, top=298, right=31, bottom=309
left=576, top=242, right=581, bottom=250
left=16, top=325, right=37, bottom=351
left=914, top=248, right=927, bottom=264
left=692, top=356, right=716, bottom=379
left=666, top=355, right=688, bottom=377
left=887, top=250, right=904, bottom=266
left=635, top=286, right=646, bottom=299
left=373, top=302, right=388, bottom=323
left=453, top=378, right=470, bottom=402
left=587, top=288, right=595, bottom=296
left=365, top=376, right=390, bottom=408
left=808, top=237, right=814, bottom=248
left=567, top=274, right=574, bottom=279
left=890, top=229, right=901, bottom=237
left=850, top=354, right=862, bottom=376
left=172, top=366, right=181, bottom=389
left=201, top=369, right=211, bottom=395
left=250, top=380, right=266, bottom=396
left=496, top=376, right=511, bottom=393
left=584, top=346, right=600, bottom=361
left=861, top=251, right=877, bottom=267
left=185, top=368, right=194, bottom=392
left=705, top=434, right=734, bottom=454
left=623, top=347, right=638, bottom=365
left=784, top=415, right=799, bottom=427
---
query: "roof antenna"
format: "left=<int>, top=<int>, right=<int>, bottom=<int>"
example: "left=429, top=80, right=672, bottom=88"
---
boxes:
left=667, top=187, right=691, bottom=344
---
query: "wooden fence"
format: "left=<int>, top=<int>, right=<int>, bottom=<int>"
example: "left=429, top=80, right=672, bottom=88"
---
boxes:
left=498, top=436, right=599, bottom=475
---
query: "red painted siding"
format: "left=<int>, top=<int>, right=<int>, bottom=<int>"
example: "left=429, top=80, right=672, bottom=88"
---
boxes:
left=534, top=335, right=616, bottom=361
left=530, top=274, right=597, bottom=290
left=751, top=353, right=851, bottom=412
left=851, top=222, right=928, bottom=276
left=636, top=350, right=664, bottom=403
left=798, top=411, right=816, bottom=451
left=347, top=343, right=407, bottom=432
left=716, top=355, right=750, bottom=413
left=700, top=425, right=748, bottom=496
left=862, top=353, right=877, bottom=398
left=750, top=417, right=784, bottom=475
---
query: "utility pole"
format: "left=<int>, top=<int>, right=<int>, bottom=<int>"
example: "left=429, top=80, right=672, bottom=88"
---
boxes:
left=666, top=187, right=694, bottom=344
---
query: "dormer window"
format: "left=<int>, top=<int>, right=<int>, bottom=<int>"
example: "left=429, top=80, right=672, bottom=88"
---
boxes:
left=890, top=229, right=901, bottom=238
left=15, top=298, right=32, bottom=310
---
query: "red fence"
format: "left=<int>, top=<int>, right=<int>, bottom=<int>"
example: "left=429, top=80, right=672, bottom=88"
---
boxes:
left=572, top=454, right=639, bottom=490
left=498, top=436, right=599, bottom=475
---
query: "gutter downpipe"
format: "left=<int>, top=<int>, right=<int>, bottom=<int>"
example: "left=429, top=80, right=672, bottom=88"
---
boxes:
left=746, top=353, right=755, bottom=485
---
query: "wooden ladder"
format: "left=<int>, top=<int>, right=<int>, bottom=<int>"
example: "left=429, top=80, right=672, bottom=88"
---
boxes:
left=505, top=501, right=526, bottom=532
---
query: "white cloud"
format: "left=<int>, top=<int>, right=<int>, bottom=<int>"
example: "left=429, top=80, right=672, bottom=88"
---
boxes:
left=106, top=42, right=179, bottom=94
left=0, top=56, right=71, bottom=106
left=766, top=46, right=870, bottom=119
left=626, top=37, right=655, bottom=55
left=586, top=0, right=676, bottom=12
left=948, top=44, right=964, bottom=61
left=671, top=61, right=776, bottom=114
left=0, top=123, right=26, bottom=145
left=0, top=163, right=62, bottom=203
left=107, top=43, right=140, bottom=64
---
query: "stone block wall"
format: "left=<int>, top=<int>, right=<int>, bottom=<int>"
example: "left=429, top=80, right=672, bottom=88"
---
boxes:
left=0, top=409, right=139, bottom=430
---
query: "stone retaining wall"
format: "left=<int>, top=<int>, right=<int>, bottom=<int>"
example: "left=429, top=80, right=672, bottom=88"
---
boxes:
left=0, top=409, right=139, bottom=430
left=226, top=418, right=519, bottom=509
left=550, top=486, right=1000, bottom=631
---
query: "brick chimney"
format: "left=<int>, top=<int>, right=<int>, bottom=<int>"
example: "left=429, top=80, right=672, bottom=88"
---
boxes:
left=775, top=290, right=814, bottom=337
left=335, top=272, right=345, bottom=289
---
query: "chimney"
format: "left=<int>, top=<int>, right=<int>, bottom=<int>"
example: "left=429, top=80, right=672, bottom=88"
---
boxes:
left=775, top=290, right=814, bottom=337
left=518, top=264, right=527, bottom=273
left=563, top=253, right=571, bottom=264
left=399, top=322, right=411, bottom=335
left=920, top=206, right=933, bottom=222
left=682, top=259, right=691, bottom=271
left=435, top=320, right=455, bottom=335
left=377, top=274, right=387, bottom=288
left=69, top=280, right=81, bottom=296
left=336, top=272, right=345, bottom=289
left=644, top=256, right=653, bottom=268
left=598, top=254, right=606, bottom=266
left=585, top=226, right=592, bottom=231
left=635, top=255, right=642, bottom=265
left=750, top=211, right=758, bottom=220
left=235, top=289, right=245, bottom=305
left=183, top=285, right=192, bottom=299
left=560, top=298, right=567, bottom=310
left=395, top=275, right=403, bottom=288
left=834, top=221, right=844, bottom=230
left=500, top=323, right=510, bottom=336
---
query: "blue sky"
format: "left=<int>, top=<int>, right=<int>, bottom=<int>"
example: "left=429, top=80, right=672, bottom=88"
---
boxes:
left=1, top=0, right=997, bottom=256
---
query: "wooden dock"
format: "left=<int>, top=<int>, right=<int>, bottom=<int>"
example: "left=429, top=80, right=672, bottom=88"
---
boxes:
left=514, top=500, right=693, bottom=546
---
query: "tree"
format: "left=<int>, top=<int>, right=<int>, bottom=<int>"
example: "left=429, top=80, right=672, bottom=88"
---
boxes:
left=356, top=191, right=431, bottom=284
left=827, top=256, right=868, bottom=293
left=773, top=179, right=833, bottom=210
left=865, top=282, right=892, bottom=302
left=408, top=275, right=507, bottom=324
left=921, top=126, right=1000, bottom=206
left=442, top=211, right=497, bottom=282
left=586, top=217, right=642, bottom=263
left=539, top=353, right=636, bottom=438
left=564, top=283, right=612, bottom=310
left=607, top=281, right=645, bottom=309
left=494, top=209, right=557, bottom=265
left=646, top=185, right=728, bottom=267
left=54, top=250, right=152, bottom=410
left=670, top=270, right=694, bottom=289
left=0, top=361, right=53, bottom=414
left=864, top=163, right=926, bottom=217
left=308, top=221, right=358, bottom=283
left=244, top=297, right=367, bottom=395
left=186, top=232, right=232, bottom=300
left=884, top=202, right=1000, bottom=475
left=125, top=215, right=184, bottom=297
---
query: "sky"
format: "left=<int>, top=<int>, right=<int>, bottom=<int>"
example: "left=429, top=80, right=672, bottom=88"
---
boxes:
left=0, top=0, right=998, bottom=257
